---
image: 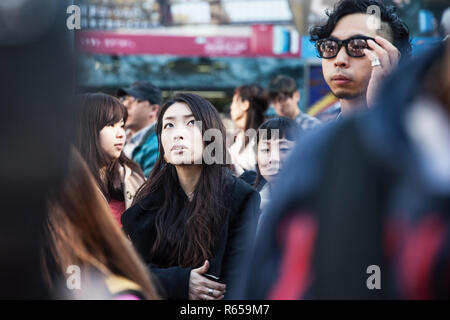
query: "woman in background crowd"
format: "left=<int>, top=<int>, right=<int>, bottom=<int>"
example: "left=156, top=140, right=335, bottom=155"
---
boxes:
left=240, top=117, right=300, bottom=226
left=75, top=93, right=145, bottom=225
left=41, top=148, right=159, bottom=300
left=229, top=84, right=269, bottom=175
left=122, top=93, right=260, bottom=300
left=254, top=118, right=300, bottom=211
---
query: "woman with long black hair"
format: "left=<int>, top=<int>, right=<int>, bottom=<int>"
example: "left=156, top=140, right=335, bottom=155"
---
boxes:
left=121, top=93, right=260, bottom=300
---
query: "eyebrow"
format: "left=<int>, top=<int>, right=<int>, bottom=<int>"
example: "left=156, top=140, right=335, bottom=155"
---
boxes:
left=163, top=114, right=194, bottom=121
left=329, top=34, right=370, bottom=41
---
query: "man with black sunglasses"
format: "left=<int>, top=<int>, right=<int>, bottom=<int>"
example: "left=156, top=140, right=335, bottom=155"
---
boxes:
left=310, top=0, right=411, bottom=117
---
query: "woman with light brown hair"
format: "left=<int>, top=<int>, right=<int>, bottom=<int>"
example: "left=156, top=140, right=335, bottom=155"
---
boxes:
left=41, top=148, right=160, bottom=300
left=75, top=93, right=145, bottom=226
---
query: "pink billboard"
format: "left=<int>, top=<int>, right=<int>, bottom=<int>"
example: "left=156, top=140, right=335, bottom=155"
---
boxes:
left=76, top=27, right=301, bottom=58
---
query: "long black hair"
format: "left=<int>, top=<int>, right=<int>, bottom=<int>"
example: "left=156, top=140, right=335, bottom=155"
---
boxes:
left=133, top=93, right=230, bottom=268
left=254, top=117, right=301, bottom=190
left=75, top=93, right=144, bottom=201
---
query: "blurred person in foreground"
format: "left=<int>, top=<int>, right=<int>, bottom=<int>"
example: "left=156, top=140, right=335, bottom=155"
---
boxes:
left=75, top=93, right=145, bottom=225
left=0, top=0, right=73, bottom=298
left=267, top=75, right=321, bottom=130
left=118, top=82, right=162, bottom=177
left=310, top=0, right=411, bottom=119
left=41, top=148, right=160, bottom=300
left=229, top=84, right=269, bottom=175
left=236, top=37, right=450, bottom=299
left=121, top=93, right=260, bottom=300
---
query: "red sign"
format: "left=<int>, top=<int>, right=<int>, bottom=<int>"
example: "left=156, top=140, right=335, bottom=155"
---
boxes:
left=75, top=30, right=300, bottom=58
left=250, top=25, right=274, bottom=55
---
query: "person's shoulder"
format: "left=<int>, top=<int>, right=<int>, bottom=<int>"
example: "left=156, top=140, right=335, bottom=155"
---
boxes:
left=141, top=130, right=157, bottom=146
left=132, top=190, right=161, bottom=212
left=228, top=172, right=254, bottom=193
left=294, top=113, right=319, bottom=131
left=299, top=112, right=322, bottom=124
left=121, top=191, right=158, bottom=230
left=239, top=170, right=257, bottom=186
left=104, top=274, right=145, bottom=300
left=226, top=172, right=260, bottom=210
left=136, top=125, right=158, bottom=150
left=123, top=163, right=145, bottom=181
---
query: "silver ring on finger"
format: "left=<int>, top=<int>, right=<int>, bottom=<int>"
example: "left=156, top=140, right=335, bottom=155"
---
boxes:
left=371, top=57, right=381, bottom=67
left=208, top=288, right=214, bottom=296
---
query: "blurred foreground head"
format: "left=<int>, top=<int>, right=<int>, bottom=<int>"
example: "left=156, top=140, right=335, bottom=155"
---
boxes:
left=42, top=148, right=159, bottom=300
left=0, top=0, right=74, bottom=298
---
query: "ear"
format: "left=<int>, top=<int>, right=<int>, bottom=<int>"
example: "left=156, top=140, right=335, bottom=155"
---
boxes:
left=147, top=104, right=159, bottom=118
left=242, top=99, right=250, bottom=112
left=293, top=91, right=300, bottom=103
left=151, top=104, right=159, bottom=113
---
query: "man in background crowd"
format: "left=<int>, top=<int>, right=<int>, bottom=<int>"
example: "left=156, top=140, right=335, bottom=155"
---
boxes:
left=268, top=75, right=322, bottom=130
left=117, top=82, right=161, bottom=177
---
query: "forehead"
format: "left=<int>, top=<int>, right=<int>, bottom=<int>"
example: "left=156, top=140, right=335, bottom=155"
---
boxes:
left=275, top=95, right=294, bottom=103
left=331, top=13, right=378, bottom=39
left=163, top=102, right=192, bottom=119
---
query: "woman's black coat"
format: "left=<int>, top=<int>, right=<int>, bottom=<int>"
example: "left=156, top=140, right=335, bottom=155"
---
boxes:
left=121, top=173, right=261, bottom=299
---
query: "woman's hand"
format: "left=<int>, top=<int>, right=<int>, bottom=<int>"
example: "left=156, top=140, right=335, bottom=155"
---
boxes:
left=188, top=260, right=226, bottom=300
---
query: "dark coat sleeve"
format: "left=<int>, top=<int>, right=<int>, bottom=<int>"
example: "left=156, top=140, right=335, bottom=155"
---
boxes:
left=223, top=185, right=261, bottom=298
left=148, top=264, right=193, bottom=300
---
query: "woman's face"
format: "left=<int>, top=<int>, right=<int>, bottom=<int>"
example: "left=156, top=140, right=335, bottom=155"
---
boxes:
left=161, top=102, right=204, bottom=165
left=257, top=137, right=295, bottom=183
left=99, top=119, right=126, bottom=160
left=230, top=94, right=248, bottom=123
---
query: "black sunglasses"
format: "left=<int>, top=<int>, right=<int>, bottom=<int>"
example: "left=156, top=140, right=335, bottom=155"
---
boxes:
left=316, top=36, right=375, bottom=59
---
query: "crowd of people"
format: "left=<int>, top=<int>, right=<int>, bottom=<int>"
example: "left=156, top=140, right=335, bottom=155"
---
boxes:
left=37, top=0, right=449, bottom=299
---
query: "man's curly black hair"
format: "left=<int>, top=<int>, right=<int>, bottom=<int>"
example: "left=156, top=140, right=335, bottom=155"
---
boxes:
left=309, top=0, right=411, bottom=56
